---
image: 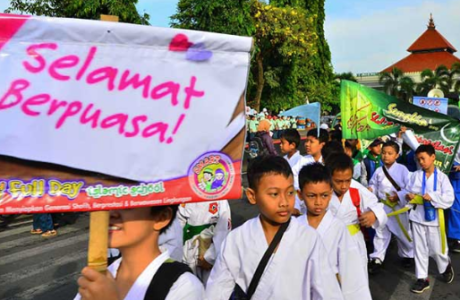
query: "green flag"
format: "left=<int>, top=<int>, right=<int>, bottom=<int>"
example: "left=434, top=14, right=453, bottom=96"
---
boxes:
left=341, top=80, right=460, bottom=173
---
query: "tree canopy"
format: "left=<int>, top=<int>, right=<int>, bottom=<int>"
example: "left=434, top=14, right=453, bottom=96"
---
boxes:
left=171, top=0, right=335, bottom=113
left=5, top=0, right=149, bottom=24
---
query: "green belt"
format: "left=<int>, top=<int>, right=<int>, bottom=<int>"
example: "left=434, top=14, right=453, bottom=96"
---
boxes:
left=183, top=223, right=215, bottom=244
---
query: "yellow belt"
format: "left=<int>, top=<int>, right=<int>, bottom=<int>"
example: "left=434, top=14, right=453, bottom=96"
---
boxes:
left=347, top=223, right=361, bottom=236
left=382, top=199, right=412, bottom=243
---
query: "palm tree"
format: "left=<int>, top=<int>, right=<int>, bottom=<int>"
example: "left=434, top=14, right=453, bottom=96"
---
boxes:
left=416, top=65, right=450, bottom=96
left=449, top=62, right=460, bottom=93
left=379, top=67, right=415, bottom=102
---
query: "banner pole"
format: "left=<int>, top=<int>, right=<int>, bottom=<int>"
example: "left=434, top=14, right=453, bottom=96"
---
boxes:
left=86, top=14, right=119, bottom=273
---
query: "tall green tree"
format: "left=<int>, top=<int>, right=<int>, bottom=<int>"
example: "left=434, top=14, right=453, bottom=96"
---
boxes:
left=170, top=0, right=253, bottom=36
left=379, top=67, right=415, bottom=102
left=5, top=0, right=149, bottom=24
left=171, top=0, right=317, bottom=112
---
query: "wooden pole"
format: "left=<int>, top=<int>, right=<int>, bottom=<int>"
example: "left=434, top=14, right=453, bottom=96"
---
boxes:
left=86, top=14, right=119, bottom=273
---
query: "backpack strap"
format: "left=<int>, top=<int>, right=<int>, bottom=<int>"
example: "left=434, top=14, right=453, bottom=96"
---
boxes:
left=144, top=259, right=192, bottom=300
left=349, top=187, right=362, bottom=218
left=245, top=218, right=291, bottom=299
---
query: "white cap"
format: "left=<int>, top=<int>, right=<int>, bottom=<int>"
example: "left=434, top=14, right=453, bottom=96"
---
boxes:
left=320, top=123, right=329, bottom=130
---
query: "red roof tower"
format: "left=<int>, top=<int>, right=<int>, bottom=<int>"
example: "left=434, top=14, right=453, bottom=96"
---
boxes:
left=382, top=14, right=460, bottom=73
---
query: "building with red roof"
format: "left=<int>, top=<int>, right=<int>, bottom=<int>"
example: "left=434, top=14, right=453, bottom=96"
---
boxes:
left=357, top=15, right=460, bottom=90
left=382, top=15, right=460, bottom=73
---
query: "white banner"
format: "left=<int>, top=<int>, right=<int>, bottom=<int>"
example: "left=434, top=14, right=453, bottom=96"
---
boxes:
left=0, top=15, right=252, bottom=182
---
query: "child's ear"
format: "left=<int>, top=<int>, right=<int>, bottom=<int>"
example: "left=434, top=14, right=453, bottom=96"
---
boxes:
left=152, top=207, right=173, bottom=232
left=296, top=189, right=304, bottom=200
left=246, top=188, right=257, bottom=205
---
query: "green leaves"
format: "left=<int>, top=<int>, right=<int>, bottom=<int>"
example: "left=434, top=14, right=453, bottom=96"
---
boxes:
left=5, top=0, right=149, bottom=24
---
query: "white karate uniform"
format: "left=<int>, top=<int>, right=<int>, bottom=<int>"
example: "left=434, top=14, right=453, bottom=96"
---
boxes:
left=292, top=155, right=323, bottom=214
left=159, top=217, right=183, bottom=262
left=206, top=216, right=344, bottom=300
left=328, top=180, right=388, bottom=273
left=73, top=252, right=205, bottom=300
left=178, top=200, right=231, bottom=285
left=407, top=168, right=454, bottom=279
left=298, top=212, right=372, bottom=300
left=283, top=151, right=302, bottom=169
left=368, top=163, right=414, bottom=261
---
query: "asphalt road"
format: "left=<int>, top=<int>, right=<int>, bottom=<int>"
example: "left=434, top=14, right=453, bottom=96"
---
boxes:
left=1, top=199, right=459, bottom=300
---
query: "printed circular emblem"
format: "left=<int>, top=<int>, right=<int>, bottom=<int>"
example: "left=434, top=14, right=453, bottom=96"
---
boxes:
left=188, top=152, right=235, bottom=200
left=435, top=100, right=441, bottom=106
left=420, top=99, right=426, bottom=105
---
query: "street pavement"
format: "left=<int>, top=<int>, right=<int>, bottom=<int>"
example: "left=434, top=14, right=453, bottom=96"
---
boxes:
left=1, top=199, right=459, bottom=299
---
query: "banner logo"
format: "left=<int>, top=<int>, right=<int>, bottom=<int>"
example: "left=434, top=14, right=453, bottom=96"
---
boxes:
left=188, top=152, right=234, bottom=200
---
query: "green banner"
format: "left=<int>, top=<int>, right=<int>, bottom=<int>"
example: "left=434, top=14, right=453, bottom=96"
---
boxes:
left=341, top=80, right=460, bottom=173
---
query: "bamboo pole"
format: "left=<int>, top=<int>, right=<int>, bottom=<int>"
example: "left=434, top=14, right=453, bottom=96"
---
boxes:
left=86, top=14, right=119, bottom=273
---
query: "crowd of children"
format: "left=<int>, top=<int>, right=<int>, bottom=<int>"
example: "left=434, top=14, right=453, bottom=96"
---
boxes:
left=74, top=125, right=459, bottom=300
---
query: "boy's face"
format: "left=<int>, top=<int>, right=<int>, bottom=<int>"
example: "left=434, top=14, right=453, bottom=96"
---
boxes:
left=298, top=181, right=332, bottom=217
left=381, top=146, right=399, bottom=166
left=108, top=207, right=169, bottom=249
left=344, top=147, right=353, bottom=158
left=280, top=138, right=295, bottom=154
left=416, top=152, right=436, bottom=171
left=331, top=169, right=353, bottom=197
left=348, top=139, right=358, bottom=148
left=204, top=172, right=212, bottom=181
left=305, top=136, right=324, bottom=156
left=246, top=173, right=295, bottom=225
left=369, top=145, right=382, bottom=156
left=216, top=173, right=224, bottom=180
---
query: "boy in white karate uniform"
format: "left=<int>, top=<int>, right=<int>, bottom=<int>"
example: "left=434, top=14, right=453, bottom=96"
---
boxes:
left=292, top=128, right=329, bottom=184
left=406, top=144, right=455, bottom=293
left=178, top=200, right=231, bottom=285
left=280, top=128, right=302, bottom=215
left=206, top=156, right=343, bottom=300
left=280, top=129, right=302, bottom=169
left=368, top=141, right=414, bottom=274
left=297, top=163, right=372, bottom=300
left=325, top=153, right=388, bottom=276
left=75, top=205, right=204, bottom=300
left=291, top=128, right=329, bottom=214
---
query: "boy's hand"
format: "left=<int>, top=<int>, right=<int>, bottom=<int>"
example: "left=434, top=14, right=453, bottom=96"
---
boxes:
left=454, top=165, right=460, bottom=172
left=359, top=211, right=377, bottom=228
left=406, top=193, right=415, bottom=200
left=422, top=194, right=432, bottom=201
left=398, top=126, right=407, bottom=138
left=367, top=187, right=373, bottom=193
left=388, top=194, right=399, bottom=203
left=78, top=267, right=120, bottom=300
left=197, top=256, right=213, bottom=270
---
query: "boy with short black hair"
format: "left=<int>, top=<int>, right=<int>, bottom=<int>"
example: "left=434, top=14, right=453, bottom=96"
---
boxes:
left=297, top=163, right=372, bottom=300
left=75, top=205, right=204, bottom=300
left=344, top=141, right=362, bottom=181
left=367, top=141, right=414, bottom=274
left=406, top=144, right=455, bottom=293
left=325, top=153, right=388, bottom=277
left=361, top=138, right=383, bottom=186
left=292, top=128, right=328, bottom=186
left=206, top=156, right=343, bottom=300
left=291, top=128, right=329, bottom=214
left=280, top=129, right=301, bottom=168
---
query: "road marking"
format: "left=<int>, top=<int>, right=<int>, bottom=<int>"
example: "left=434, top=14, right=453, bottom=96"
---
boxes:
left=0, top=221, right=34, bottom=238
left=2, top=270, right=81, bottom=300
left=0, top=250, right=87, bottom=287
left=0, top=233, right=88, bottom=267
left=0, top=224, right=87, bottom=251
